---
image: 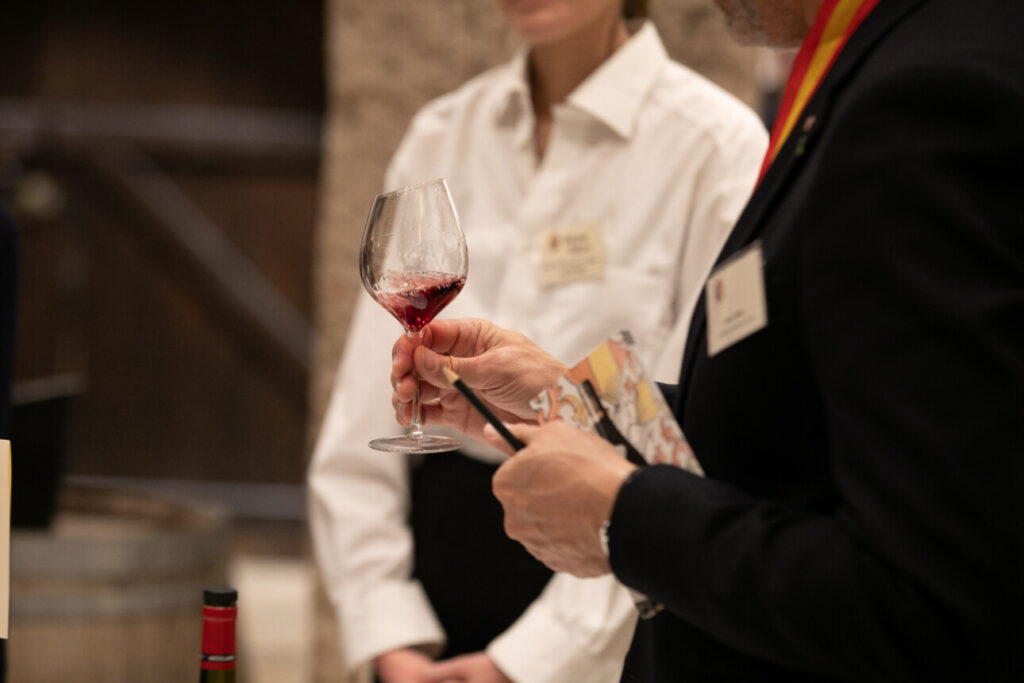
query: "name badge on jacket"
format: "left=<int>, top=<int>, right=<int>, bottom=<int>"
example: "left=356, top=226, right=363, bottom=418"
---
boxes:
left=705, top=241, right=768, bottom=356
left=538, top=224, right=605, bottom=288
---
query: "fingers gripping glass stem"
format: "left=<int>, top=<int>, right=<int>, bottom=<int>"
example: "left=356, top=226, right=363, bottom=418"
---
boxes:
left=367, top=328, right=459, bottom=453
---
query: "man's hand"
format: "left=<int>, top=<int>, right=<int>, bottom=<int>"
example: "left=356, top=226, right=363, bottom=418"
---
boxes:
left=423, top=652, right=512, bottom=683
left=391, top=318, right=568, bottom=443
left=490, top=421, right=637, bottom=577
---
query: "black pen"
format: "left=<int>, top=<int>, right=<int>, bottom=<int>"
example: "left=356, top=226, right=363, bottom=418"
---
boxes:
left=441, top=366, right=526, bottom=451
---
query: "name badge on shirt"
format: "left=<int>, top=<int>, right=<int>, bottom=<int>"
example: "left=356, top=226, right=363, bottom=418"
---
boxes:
left=538, top=224, right=605, bottom=288
left=705, top=241, right=768, bottom=357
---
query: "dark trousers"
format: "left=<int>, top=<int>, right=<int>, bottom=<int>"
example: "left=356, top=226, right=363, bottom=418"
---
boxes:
left=409, top=451, right=553, bottom=657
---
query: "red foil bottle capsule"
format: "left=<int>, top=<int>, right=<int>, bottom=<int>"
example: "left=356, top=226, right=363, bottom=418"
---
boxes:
left=199, top=587, right=237, bottom=683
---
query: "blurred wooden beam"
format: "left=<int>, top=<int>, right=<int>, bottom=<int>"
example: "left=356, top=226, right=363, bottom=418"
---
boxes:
left=22, top=142, right=314, bottom=405
left=0, top=99, right=321, bottom=170
left=95, top=144, right=314, bottom=401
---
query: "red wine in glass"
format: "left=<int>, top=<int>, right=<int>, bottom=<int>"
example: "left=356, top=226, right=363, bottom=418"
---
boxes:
left=373, top=271, right=467, bottom=332
left=359, top=179, right=468, bottom=453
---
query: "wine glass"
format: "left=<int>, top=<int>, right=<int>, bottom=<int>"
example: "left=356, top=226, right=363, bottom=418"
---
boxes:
left=359, top=178, right=468, bottom=453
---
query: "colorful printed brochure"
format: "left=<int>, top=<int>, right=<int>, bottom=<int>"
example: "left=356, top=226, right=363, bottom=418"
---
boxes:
left=528, top=332, right=703, bottom=618
left=529, top=331, right=702, bottom=474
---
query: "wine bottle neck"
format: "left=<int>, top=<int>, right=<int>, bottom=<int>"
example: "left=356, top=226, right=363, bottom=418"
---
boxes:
left=200, top=604, right=237, bottom=676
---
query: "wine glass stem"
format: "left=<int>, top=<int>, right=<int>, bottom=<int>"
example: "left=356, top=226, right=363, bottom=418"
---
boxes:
left=408, top=329, right=424, bottom=440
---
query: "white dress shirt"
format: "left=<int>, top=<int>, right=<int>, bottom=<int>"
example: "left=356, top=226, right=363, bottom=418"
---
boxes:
left=308, top=21, right=767, bottom=682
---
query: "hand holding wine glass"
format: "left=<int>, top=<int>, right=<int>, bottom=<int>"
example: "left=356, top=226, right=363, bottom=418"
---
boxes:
left=359, top=178, right=468, bottom=453
left=390, top=318, right=570, bottom=445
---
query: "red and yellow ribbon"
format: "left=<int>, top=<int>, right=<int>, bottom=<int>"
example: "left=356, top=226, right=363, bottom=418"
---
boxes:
left=759, top=0, right=881, bottom=182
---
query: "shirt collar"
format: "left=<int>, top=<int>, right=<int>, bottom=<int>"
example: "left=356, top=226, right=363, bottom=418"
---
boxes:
left=493, top=20, right=669, bottom=142
left=567, top=21, right=668, bottom=139
left=492, top=47, right=533, bottom=141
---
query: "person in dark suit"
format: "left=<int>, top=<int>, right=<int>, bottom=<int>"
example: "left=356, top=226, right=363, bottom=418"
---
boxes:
left=388, top=0, right=1024, bottom=680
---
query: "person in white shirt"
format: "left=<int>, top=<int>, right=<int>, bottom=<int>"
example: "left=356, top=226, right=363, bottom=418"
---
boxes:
left=308, top=0, right=768, bottom=681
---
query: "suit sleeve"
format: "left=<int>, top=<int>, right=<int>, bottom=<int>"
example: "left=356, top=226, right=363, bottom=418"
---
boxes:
left=609, top=64, right=1024, bottom=680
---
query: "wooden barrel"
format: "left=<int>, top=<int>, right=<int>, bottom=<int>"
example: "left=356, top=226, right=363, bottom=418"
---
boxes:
left=8, top=483, right=231, bottom=682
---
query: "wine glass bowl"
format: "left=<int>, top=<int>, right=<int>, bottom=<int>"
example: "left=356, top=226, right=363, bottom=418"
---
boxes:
left=359, top=179, right=468, bottom=453
left=372, top=271, right=466, bottom=333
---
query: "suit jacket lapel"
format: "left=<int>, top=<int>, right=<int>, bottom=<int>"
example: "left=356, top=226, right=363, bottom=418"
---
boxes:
left=675, top=0, right=932, bottom=412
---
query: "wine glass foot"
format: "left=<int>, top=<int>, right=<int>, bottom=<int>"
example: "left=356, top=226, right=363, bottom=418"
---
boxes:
left=368, top=434, right=461, bottom=454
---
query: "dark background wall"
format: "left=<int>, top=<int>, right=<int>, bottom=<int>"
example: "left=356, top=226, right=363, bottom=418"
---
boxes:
left=0, top=0, right=324, bottom=485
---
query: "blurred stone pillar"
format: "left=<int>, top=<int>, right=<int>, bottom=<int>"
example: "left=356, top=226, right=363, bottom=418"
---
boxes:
left=311, top=2, right=759, bottom=681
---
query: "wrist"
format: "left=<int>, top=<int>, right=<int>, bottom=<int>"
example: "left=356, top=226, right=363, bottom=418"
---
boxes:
left=598, top=467, right=643, bottom=563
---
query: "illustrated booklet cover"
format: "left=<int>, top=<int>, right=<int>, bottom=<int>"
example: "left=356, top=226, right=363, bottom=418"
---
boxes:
left=528, top=331, right=703, bottom=617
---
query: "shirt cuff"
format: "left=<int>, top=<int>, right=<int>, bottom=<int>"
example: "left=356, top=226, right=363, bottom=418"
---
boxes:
left=487, top=589, right=635, bottom=683
left=338, top=580, right=445, bottom=672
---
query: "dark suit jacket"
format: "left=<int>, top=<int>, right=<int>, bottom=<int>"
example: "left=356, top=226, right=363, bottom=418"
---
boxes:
left=608, top=0, right=1024, bottom=680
